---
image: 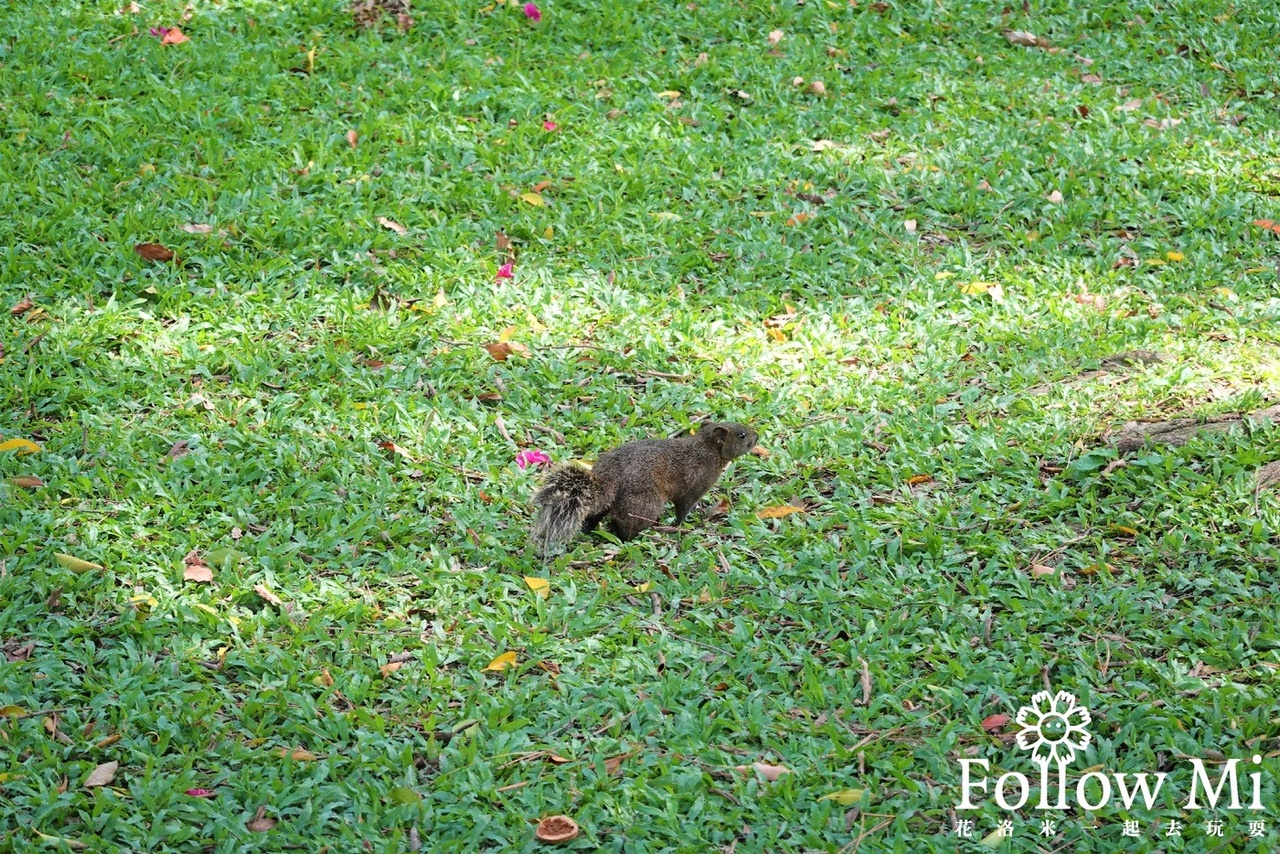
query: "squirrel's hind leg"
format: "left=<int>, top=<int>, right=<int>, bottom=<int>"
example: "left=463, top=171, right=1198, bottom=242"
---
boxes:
left=609, top=492, right=664, bottom=541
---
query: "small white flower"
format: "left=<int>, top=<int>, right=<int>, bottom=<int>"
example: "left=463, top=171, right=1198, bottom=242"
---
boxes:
left=1015, top=690, right=1091, bottom=767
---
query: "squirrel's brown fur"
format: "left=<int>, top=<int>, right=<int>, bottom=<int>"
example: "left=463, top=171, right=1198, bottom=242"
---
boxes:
left=531, top=422, right=758, bottom=556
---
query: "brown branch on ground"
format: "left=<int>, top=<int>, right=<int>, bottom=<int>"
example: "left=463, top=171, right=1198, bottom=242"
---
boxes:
left=1108, top=403, right=1280, bottom=453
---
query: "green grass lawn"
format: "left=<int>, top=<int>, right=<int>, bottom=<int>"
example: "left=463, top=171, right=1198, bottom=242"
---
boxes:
left=3, top=0, right=1280, bottom=850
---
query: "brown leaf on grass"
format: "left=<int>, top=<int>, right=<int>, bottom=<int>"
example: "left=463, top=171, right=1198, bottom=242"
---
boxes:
left=134, top=242, right=175, bottom=263
left=182, top=551, right=214, bottom=584
left=1081, top=73, right=1103, bottom=84
left=253, top=584, right=283, bottom=607
left=981, top=713, right=1011, bottom=732
left=180, top=223, right=214, bottom=234
left=160, top=27, right=190, bottom=45
left=9, top=297, right=34, bottom=316
left=484, top=342, right=515, bottom=361
left=1028, top=564, right=1056, bottom=578
left=1254, top=219, right=1280, bottom=235
left=378, top=440, right=415, bottom=461
left=767, top=29, right=784, bottom=45
left=377, top=217, right=407, bottom=235
left=1116, top=98, right=1143, bottom=112
left=535, top=815, right=580, bottom=843
left=396, top=12, right=413, bottom=31
left=734, top=761, right=792, bottom=781
left=346, top=129, right=358, bottom=149
left=246, top=805, right=277, bottom=833
left=83, top=761, right=118, bottom=788
left=749, top=445, right=770, bottom=459
left=1046, top=189, right=1064, bottom=204
left=165, top=440, right=190, bottom=461
left=380, top=661, right=405, bottom=677
left=276, top=747, right=318, bottom=762
left=756, top=504, right=805, bottom=519
left=1003, top=30, right=1048, bottom=47
left=905, top=474, right=934, bottom=486
left=859, top=658, right=872, bottom=706
left=603, top=752, right=633, bottom=776
left=9, top=476, right=44, bottom=488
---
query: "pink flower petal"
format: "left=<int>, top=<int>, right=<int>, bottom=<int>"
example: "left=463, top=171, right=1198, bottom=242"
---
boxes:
left=523, top=2, right=541, bottom=21
left=543, top=121, right=557, bottom=132
left=515, top=449, right=551, bottom=470
left=184, top=788, right=216, bottom=798
left=495, top=262, right=514, bottom=280
left=150, top=27, right=169, bottom=37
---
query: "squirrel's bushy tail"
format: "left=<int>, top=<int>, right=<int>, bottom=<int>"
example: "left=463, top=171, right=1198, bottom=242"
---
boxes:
left=531, top=464, right=598, bottom=557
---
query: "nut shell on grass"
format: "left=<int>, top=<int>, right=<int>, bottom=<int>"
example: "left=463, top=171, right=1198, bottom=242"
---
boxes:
left=534, top=815, right=580, bottom=844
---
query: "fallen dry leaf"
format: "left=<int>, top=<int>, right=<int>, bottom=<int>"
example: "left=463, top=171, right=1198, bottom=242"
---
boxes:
left=756, top=504, right=805, bottom=519
left=735, top=761, right=792, bottom=781
left=160, top=26, right=189, bottom=45
left=484, top=342, right=515, bottom=361
left=1081, top=73, right=1103, bottom=84
left=180, top=223, right=214, bottom=234
left=767, top=29, right=784, bottom=45
left=379, top=661, right=405, bottom=677
left=1046, top=189, right=1064, bottom=204
left=253, top=584, right=283, bottom=607
left=1253, top=219, right=1280, bottom=235
left=9, top=297, right=34, bottom=316
left=534, top=815, right=580, bottom=843
left=377, top=217, right=407, bottom=235
left=8, top=476, right=44, bottom=488
left=134, top=242, right=175, bottom=263
left=905, top=474, right=934, bottom=486
left=83, top=761, right=118, bottom=789
left=1003, top=29, right=1048, bottom=47
left=1029, top=564, right=1056, bottom=578
left=981, top=713, right=1011, bottom=732
left=484, top=651, right=517, bottom=672
left=1117, top=98, right=1143, bottom=112
left=183, top=562, right=214, bottom=584
left=378, top=440, right=415, bottom=461
left=808, top=80, right=826, bottom=96
left=246, top=805, right=276, bottom=833
left=903, top=219, right=917, bottom=233
left=165, top=439, right=190, bottom=461
left=277, top=747, right=318, bottom=762
left=55, top=553, right=102, bottom=574
left=346, top=129, right=358, bottom=149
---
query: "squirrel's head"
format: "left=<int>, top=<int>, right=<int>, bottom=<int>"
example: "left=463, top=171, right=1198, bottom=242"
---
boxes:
left=701, top=422, right=758, bottom=461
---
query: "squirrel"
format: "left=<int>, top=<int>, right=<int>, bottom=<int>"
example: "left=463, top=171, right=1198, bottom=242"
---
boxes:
left=530, top=421, right=759, bottom=556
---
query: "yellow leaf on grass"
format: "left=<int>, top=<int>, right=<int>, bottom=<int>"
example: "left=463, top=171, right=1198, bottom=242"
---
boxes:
left=819, top=788, right=866, bottom=805
left=934, top=271, right=954, bottom=280
left=906, top=474, right=934, bottom=486
left=653, top=211, right=682, bottom=222
left=34, top=832, right=87, bottom=851
left=958, top=281, right=997, bottom=295
left=524, top=576, right=550, bottom=598
left=277, top=747, right=318, bottom=761
left=1213, top=287, right=1235, bottom=300
left=1166, top=251, right=1185, bottom=261
left=0, top=705, right=26, bottom=718
left=484, top=651, right=517, bottom=672
left=766, top=328, right=786, bottom=343
left=634, top=581, right=652, bottom=593
left=756, top=505, right=805, bottom=519
left=55, top=553, right=102, bottom=573
left=656, top=90, right=682, bottom=99
left=520, top=192, right=545, bottom=206
left=0, top=438, right=41, bottom=455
